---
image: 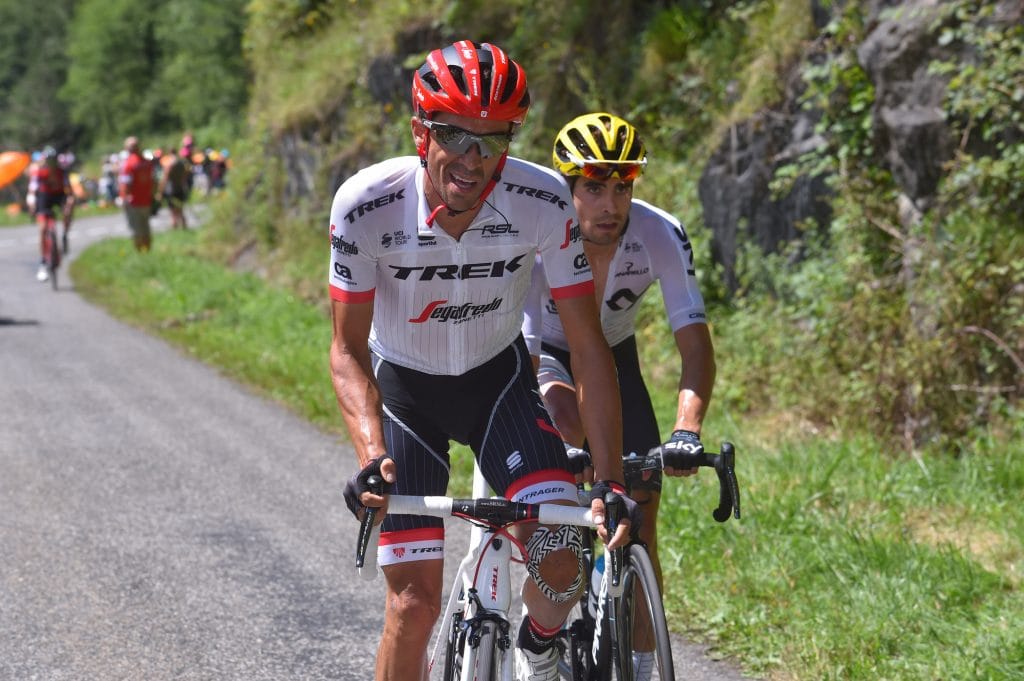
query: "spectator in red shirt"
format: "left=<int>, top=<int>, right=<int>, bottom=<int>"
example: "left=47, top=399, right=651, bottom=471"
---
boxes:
left=118, top=136, right=154, bottom=252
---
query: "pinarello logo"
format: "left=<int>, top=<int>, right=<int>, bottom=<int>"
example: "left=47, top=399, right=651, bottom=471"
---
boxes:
left=393, top=547, right=406, bottom=558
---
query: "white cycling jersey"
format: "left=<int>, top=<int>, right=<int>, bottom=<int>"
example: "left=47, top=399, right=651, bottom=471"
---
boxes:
left=328, top=155, right=592, bottom=375
left=524, top=198, right=706, bottom=352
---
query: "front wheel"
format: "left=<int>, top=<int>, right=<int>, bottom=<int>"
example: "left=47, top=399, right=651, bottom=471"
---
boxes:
left=442, top=611, right=464, bottom=681
left=611, top=546, right=674, bottom=681
left=472, top=623, right=502, bottom=681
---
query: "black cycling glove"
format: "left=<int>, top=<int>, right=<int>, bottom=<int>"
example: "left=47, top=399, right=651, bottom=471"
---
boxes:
left=664, top=429, right=703, bottom=453
left=590, top=480, right=642, bottom=539
left=343, top=456, right=392, bottom=519
left=563, top=444, right=592, bottom=476
left=660, top=429, right=704, bottom=471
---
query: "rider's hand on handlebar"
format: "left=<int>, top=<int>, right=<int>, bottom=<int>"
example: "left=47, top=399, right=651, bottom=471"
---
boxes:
left=661, top=429, right=703, bottom=477
left=589, top=480, right=641, bottom=550
left=564, top=443, right=594, bottom=484
left=343, top=456, right=396, bottom=522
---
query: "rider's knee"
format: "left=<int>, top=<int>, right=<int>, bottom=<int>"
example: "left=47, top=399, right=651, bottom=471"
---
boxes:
left=386, top=582, right=442, bottom=631
left=526, top=524, right=585, bottom=604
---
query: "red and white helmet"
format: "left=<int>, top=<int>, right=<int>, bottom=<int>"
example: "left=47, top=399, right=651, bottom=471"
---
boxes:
left=412, top=40, right=530, bottom=125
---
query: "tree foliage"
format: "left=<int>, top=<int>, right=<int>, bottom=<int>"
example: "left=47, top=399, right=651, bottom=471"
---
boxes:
left=0, top=0, right=77, bottom=150
left=1, top=0, right=249, bottom=154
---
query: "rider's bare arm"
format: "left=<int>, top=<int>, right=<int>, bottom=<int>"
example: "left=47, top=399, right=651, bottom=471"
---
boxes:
left=553, top=293, right=623, bottom=485
left=329, top=299, right=388, bottom=467
left=673, top=322, right=715, bottom=434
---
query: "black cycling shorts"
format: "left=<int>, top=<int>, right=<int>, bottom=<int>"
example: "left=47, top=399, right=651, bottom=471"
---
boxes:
left=541, top=335, right=663, bottom=492
left=373, top=335, right=575, bottom=565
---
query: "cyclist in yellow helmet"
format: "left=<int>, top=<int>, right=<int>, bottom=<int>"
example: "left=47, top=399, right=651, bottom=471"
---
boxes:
left=525, top=112, right=717, bottom=680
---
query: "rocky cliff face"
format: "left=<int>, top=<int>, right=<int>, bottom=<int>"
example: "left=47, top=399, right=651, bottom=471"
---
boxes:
left=698, top=0, right=1019, bottom=294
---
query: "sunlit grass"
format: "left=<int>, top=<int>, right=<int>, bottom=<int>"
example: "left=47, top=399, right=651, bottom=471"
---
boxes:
left=71, top=230, right=1024, bottom=680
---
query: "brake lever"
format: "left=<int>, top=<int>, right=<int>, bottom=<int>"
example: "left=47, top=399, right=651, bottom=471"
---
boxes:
left=355, top=474, right=384, bottom=568
left=711, top=442, right=741, bottom=522
left=603, top=491, right=624, bottom=593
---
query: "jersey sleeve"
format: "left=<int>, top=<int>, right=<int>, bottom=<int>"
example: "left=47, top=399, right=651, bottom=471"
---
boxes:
left=327, top=176, right=379, bottom=304
left=537, top=209, right=593, bottom=300
left=647, top=210, right=707, bottom=331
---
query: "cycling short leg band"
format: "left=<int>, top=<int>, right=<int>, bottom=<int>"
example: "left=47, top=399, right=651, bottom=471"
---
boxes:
left=525, top=524, right=585, bottom=604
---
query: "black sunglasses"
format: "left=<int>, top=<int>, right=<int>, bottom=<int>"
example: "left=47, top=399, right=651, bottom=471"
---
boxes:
left=422, top=120, right=513, bottom=158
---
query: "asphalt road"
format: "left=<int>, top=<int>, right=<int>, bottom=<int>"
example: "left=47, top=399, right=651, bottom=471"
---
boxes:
left=0, top=212, right=754, bottom=680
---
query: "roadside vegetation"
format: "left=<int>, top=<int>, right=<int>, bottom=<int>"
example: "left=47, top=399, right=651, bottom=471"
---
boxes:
left=72, top=230, right=1024, bottom=680
left=22, top=0, right=1024, bottom=677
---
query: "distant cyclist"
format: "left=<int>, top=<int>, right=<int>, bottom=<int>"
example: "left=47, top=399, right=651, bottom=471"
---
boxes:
left=524, top=112, right=716, bottom=680
left=28, top=146, right=73, bottom=282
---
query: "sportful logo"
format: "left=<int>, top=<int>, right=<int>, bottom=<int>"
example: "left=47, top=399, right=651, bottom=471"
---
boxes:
left=501, top=182, right=568, bottom=210
left=343, top=188, right=405, bottom=224
left=393, top=547, right=406, bottom=558
left=506, top=450, right=523, bottom=471
left=389, top=254, right=525, bottom=281
left=408, top=298, right=503, bottom=323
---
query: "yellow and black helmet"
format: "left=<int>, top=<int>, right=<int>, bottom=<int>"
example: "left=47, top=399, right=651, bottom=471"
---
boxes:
left=552, top=113, right=647, bottom=181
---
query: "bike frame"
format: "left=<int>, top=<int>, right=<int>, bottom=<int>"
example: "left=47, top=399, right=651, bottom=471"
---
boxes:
left=433, top=464, right=515, bottom=681
left=370, top=464, right=595, bottom=681
left=356, top=443, right=739, bottom=681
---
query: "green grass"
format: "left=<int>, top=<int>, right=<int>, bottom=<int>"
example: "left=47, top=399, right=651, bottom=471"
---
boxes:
left=71, top=230, right=1024, bottom=680
left=1, top=201, right=121, bottom=228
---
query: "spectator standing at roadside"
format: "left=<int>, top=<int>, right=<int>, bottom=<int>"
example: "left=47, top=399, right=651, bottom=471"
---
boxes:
left=118, top=136, right=154, bottom=252
left=158, top=148, right=190, bottom=229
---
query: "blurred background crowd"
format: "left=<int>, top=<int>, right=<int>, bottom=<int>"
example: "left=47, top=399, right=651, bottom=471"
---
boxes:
left=0, top=132, right=231, bottom=220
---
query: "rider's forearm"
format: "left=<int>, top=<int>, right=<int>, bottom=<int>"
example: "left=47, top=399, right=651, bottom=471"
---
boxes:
left=571, top=346, right=624, bottom=484
left=330, top=343, right=388, bottom=467
left=673, top=325, right=716, bottom=434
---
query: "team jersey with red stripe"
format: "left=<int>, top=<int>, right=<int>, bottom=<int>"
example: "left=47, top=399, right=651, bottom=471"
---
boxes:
left=328, top=155, right=592, bottom=375
left=524, top=198, right=707, bottom=353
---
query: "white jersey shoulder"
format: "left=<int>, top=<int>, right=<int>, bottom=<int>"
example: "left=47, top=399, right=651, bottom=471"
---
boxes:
left=328, top=155, right=591, bottom=375
left=529, top=198, right=706, bottom=351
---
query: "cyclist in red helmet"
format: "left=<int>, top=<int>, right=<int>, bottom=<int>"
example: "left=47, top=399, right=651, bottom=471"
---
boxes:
left=329, top=40, right=637, bottom=681
left=28, top=147, right=73, bottom=281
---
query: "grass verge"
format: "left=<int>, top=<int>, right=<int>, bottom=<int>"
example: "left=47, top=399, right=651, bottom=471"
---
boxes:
left=71, top=230, right=1024, bottom=680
